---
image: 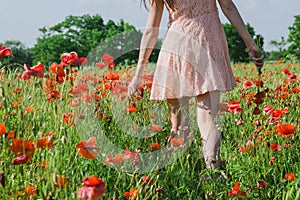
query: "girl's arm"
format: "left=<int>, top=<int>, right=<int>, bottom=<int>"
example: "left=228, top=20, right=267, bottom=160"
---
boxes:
left=218, top=0, right=264, bottom=66
left=128, top=0, right=164, bottom=98
left=134, top=0, right=164, bottom=76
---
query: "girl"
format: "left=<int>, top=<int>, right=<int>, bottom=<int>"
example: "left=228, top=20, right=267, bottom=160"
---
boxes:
left=128, top=0, right=264, bottom=170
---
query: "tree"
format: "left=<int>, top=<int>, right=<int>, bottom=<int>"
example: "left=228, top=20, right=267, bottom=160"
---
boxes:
left=286, top=15, right=300, bottom=58
left=223, top=23, right=264, bottom=63
left=31, top=14, right=146, bottom=66
left=0, top=40, right=33, bottom=66
left=269, top=36, right=288, bottom=60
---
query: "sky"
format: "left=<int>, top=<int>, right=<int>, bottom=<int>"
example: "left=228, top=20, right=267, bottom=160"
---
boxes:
left=0, top=0, right=299, bottom=51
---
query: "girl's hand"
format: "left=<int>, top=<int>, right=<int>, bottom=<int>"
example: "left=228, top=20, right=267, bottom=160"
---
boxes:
left=127, top=75, right=142, bottom=100
left=247, top=45, right=264, bottom=70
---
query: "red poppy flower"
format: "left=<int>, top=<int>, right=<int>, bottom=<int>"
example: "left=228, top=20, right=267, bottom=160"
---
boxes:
left=122, top=146, right=141, bottom=165
left=53, top=174, right=68, bottom=188
left=24, top=106, right=34, bottom=115
left=0, top=46, right=13, bottom=57
left=105, top=154, right=124, bottom=164
left=22, top=186, right=36, bottom=197
left=243, top=80, right=253, bottom=88
left=268, top=109, right=284, bottom=124
left=123, top=188, right=139, bottom=199
left=12, top=154, right=31, bottom=165
left=8, top=138, right=35, bottom=154
left=275, top=123, right=296, bottom=138
left=253, top=107, right=261, bottom=115
left=257, top=180, right=268, bottom=189
left=228, top=182, right=246, bottom=197
left=141, top=176, right=154, bottom=185
left=101, top=54, right=115, bottom=68
left=105, top=147, right=140, bottom=165
left=292, top=87, right=300, bottom=93
left=128, top=104, right=138, bottom=113
left=270, top=144, right=281, bottom=151
left=263, top=105, right=274, bottom=115
left=0, top=122, right=6, bottom=135
left=61, top=51, right=87, bottom=66
left=150, top=142, right=161, bottom=150
left=77, top=175, right=106, bottom=200
left=282, top=68, right=291, bottom=75
left=269, top=157, right=276, bottom=165
left=76, top=137, right=100, bottom=160
left=18, top=62, right=44, bottom=79
left=36, top=135, right=55, bottom=148
left=149, top=124, right=163, bottom=132
left=254, top=79, right=264, bottom=87
left=39, top=161, right=49, bottom=168
left=63, top=113, right=75, bottom=126
left=285, top=172, right=295, bottom=181
left=47, top=90, right=60, bottom=102
left=104, top=71, right=120, bottom=80
left=238, top=141, right=254, bottom=153
left=96, top=62, right=107, bottom=69
left=69, top=83, right=89, bottom=96
left=227, top=100, right=243, bottom=114
left=235, top=119, right=244, bottom=125
left=170, top=138, right=184, bottom=147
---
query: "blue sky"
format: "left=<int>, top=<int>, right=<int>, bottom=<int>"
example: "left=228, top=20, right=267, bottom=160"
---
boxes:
left=0, top=0, right=299, bottom=51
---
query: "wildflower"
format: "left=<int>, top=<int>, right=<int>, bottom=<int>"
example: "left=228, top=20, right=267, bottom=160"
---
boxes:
left=257, top=180, right=268, bottom=189
left=270, top=144, right=281, bottom=151
left=149, top=125, right=163, bottom=132
left=21, top=186, right=36, bottom=198
left=263, top=105, right=274, bottom=115
left=227, top=100, right=243, bottom=114
left=275, top=123, right=296, bottom=138
left=12, top=154, right=31, bottom=165
left=170, top=138, right=184, bottom=147
left=24, top=106, right=34, bottom=115
left=53, top=174, right=68, bottom=188
left=269, top=157, right=276, bottom=165
left=123, top=188, right=139, bottom=199
left=101, top=54, right=116, bottom=68
left=17, top=62, right=44, bottom=80
left=243, top=80, right=253, bottom=88
left=0, top=123, right=6, bottom=135
left=150, top=142, right=161, bottom=150
left=228, top=182, right=246, bottom=197
left=0, top=46, right=13, bottom=56
left=285, top=172, right=295, bottom=181
left=61, top=51, right=87, bottom=66
left=8, top=138, right=35, bottom=154
left=76, top=137, right=100, bottom=160
left=77, top=175, right=106, bottom=200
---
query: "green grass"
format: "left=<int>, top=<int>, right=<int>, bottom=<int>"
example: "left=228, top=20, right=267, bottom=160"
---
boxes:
left=0, top=61, right=299, bottom=199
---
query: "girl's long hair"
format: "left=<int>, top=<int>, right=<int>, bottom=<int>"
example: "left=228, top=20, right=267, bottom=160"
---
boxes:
left=141, top=0, right=174, bottom=10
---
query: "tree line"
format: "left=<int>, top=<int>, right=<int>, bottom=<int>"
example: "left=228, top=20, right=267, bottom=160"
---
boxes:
left=1, top=14, right=299, bottom=67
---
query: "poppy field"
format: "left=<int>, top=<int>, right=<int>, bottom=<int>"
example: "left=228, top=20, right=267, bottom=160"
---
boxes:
left=0, top=46, right=300, bottom=199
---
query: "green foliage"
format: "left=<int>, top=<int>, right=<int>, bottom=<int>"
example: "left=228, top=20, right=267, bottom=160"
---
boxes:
left=31, top=14, right=144, bottom=66
left=286, top=15, right=300, bottom=58
left=223, top=23, right=264, bottom=63
left=269, top=15, right=300, bottom=61
left=0, top=40, right=33, bottom=67
left=269, top=36, right=288, bottom=60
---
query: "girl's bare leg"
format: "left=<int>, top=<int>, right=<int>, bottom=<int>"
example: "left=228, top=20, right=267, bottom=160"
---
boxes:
left=167, top=97, right=190, bottom=139
left=196, top=91, right=221, bottom=169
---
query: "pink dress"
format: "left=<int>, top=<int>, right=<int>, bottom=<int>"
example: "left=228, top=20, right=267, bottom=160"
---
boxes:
left=150, top=0, right=237, bottom=100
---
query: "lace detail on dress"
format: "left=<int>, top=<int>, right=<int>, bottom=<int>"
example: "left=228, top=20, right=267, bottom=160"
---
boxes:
left=150, top=0, right=237, bottom=100
left=167, top=0, right=218, bottom=22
